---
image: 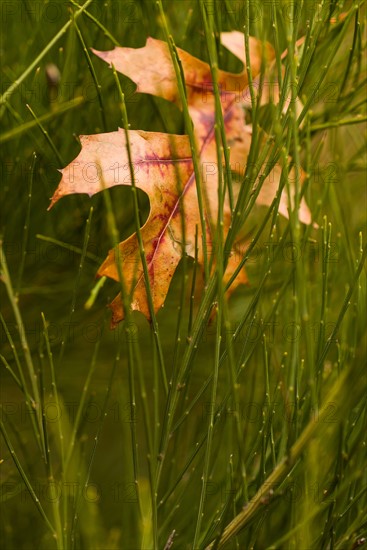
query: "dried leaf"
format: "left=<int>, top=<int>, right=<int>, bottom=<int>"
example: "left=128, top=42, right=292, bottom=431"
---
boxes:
left=50, top=33, right=312, bottom=325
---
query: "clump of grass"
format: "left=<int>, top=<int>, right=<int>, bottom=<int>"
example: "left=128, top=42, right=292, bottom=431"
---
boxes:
left=1, top=1, right=366, bottom=549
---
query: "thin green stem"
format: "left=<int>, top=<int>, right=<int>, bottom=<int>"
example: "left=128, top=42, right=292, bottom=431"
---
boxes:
left=0, top=0, right=94, bottom=116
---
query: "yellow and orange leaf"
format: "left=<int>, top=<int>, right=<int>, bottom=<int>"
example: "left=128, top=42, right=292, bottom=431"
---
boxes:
left=50, top=32, right=311, bottom=326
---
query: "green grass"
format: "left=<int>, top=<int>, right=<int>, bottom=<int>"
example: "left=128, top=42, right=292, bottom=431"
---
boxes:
left=1, top=1, right=366, bottom=549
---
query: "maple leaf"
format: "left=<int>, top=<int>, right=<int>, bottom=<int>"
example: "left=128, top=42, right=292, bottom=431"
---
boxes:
left=49, top=32, right=311, bottom=326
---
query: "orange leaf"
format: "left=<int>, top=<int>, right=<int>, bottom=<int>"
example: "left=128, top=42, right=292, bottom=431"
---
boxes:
left=50, top=32, right=311, bottom=326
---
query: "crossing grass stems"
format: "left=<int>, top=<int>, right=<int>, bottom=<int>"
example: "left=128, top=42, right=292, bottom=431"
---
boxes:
left=0, top=1, right=366, bottom=549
